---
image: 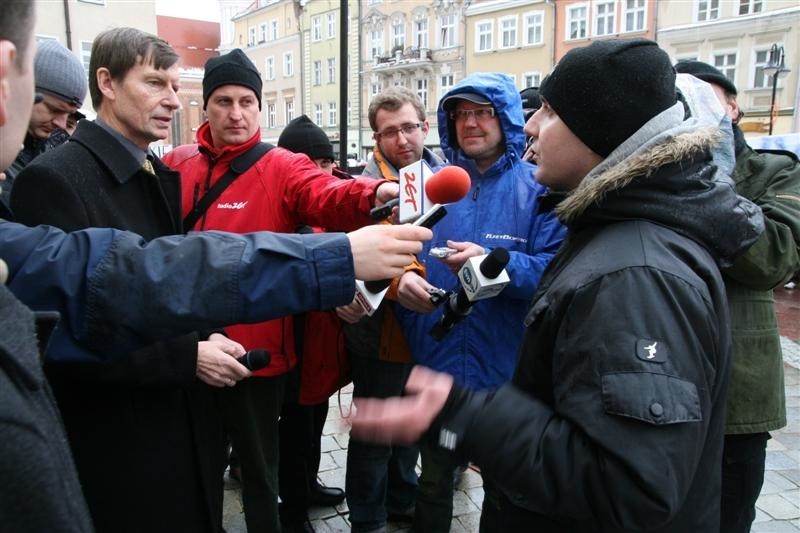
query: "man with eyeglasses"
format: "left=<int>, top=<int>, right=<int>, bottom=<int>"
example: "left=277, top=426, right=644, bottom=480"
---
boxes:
left=392, top=72, right=566, bottom=532
left=342, top=86, right=445, bottom=533
left=163, top=50, right=400, bottom=533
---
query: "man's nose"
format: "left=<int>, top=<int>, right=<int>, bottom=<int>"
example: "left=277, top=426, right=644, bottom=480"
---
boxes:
left=53, top=112, right=68, bottom=130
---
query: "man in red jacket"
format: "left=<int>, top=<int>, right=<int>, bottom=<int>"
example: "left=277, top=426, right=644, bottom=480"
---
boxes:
left=163, top=49, right=397, bottom=533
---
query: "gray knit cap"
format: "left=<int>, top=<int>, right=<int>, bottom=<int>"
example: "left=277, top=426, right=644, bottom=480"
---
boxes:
left=35, top=40, right=87, bottom=107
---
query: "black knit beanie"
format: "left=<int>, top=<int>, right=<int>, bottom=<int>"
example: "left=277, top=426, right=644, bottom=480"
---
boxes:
left=539, top=38, right=677, bottom=157
left=674, top=60, right=738, bottom=96
left=203, top=49, right=263, bottom=109
left=278, top=115, right=334, bottom=160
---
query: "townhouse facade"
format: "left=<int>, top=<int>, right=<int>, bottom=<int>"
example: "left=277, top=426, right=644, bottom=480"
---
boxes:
left=658, top=1, right=799, bottom=135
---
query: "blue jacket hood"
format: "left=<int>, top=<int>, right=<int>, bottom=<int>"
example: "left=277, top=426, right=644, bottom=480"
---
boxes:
left=437, top=72, right=527, bottom=166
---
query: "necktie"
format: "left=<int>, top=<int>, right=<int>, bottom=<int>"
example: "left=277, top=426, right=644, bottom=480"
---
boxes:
left=142, top=157, right=156, bottom=175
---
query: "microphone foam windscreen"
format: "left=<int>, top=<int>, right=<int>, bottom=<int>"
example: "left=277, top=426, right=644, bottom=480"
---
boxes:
left=479, top=247, right=510, bottom=279
left=425, top=166, right=471, bottom=204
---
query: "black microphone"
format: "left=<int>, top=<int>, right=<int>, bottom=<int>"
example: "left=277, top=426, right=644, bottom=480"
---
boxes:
left=236, top=348, right=271, bottom=371
left=429, top=248, right=510, bottom=341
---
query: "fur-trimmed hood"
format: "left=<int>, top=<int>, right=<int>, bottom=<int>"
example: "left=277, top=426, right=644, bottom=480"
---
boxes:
left=558, top=102, right=763, bottom=267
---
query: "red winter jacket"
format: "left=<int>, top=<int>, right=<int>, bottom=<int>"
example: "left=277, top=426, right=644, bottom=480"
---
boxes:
left=164, top=123, right=382, bottom=377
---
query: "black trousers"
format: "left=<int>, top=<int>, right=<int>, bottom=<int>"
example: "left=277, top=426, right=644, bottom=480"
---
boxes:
left=278, top=399, right=329, bottom=524
left=720, top=432, right=770, bottom=533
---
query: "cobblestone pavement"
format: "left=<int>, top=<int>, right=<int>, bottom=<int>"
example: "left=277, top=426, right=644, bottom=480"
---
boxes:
left=223, top=288, right=800, bottom=532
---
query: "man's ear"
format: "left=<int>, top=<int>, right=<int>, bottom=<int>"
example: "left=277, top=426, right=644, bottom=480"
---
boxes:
left=0, top=40, right=17, bottom=127
left=95, top=67, right=116, bottom=102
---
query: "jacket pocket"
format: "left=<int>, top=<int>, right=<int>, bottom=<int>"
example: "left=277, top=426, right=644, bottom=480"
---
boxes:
left=601, top=372, right=702, bottom=425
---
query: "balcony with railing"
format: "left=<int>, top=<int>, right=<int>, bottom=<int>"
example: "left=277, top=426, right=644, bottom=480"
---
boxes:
left=372, top=46, right=434, bottom=72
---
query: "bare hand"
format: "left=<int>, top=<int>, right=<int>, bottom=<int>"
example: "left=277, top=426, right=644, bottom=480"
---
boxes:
left=441, top=240, right=485, bottom=274
left=351, top=365, right=454, bottom=444
left=375, top=181, right=400, bottom=206
left=196, top=333, right=250, bottom=387
left=397, top=271, right=438, bottom=313
left=336, top=299, right=366, bottom=324
left=347, top=224, right=432, bottom=281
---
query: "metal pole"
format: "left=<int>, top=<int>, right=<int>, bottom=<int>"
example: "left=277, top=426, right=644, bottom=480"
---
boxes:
left=769, top=70, right=778, bottom=135
left=339, top=0, right=348, bottom=170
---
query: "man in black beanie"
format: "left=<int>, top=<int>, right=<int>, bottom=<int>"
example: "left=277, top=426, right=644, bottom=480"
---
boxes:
left=164, top=49, right=400, bottom=533
left=677, top=59, right=800, bottom=533
left=350, top=38, right=766, bottom=532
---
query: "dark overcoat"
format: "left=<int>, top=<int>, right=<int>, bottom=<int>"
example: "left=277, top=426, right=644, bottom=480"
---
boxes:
left=10, top=120, right=224, bottom=533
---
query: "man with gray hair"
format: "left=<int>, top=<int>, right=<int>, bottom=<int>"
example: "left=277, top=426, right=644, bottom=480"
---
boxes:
left=1, top=39, right=86, bottom=217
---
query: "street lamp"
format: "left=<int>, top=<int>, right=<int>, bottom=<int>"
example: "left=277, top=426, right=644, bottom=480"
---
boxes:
left=762, top=44, right=790, bottom=135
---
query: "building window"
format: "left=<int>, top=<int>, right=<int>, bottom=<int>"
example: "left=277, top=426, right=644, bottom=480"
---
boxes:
left=440, top=73, right=454, bottom=101
left=283, top=52, right=293, bottom=77
left=312, top=16, right=322, bottom=41
left=313, top=60, right=322, bottom=86
left=248, top=27, right=256, bottom=46
left=439, top=14, right=456, bottom=48
left=695, top=0, right=719, bottom=22
left=270, top=19, right=279, bottom=40
left=567, top=4, right=588, bottom=40
left=523, top=11, right=543, bottom=45
left=285, top=99, right=295, bottom=123
left=79, top=40, right=92, bottom=73
left=500, top=16, right=517, bottom=49
left=594, top=1, right=616, bottom=36
left=623, top=0, right=646, bottom=32
left=475, top=20, right=493, bottom=52
left=328, top=102, right=337, bottom=127
left=753, top=48, right=772, bottom=89
left=314, top=103, right=323, bottom=125
left=739, top=0, right=762, bottom=15
left=268, top=103, right=276, bottom=128
left=347, top=100, right=352, bottom=125
left=414, top=19, right=428, bottom=49
left=416, top=79, right=428, bottom=110
left=523, top=72, right=541, bottom=88
left=327, top=58, right=336, bottom=84
left=259, top=23, right=267, bottom=42
left=713, top=52, right=737, bottom=84
left=370, top=29, right=383, bottom=59
left=265, top=57, right=275, bottom=80
left=327, top=13, right=336, bottom=38
left=393, top=18, right=405, bottom=48
left=371, top=81, right=382, bottom=98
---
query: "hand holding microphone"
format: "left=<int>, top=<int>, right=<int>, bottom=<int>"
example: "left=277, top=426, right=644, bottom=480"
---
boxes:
left=356, top=166, right=471, bottom=315
left=429, top=247, right=510, bottom=341
left=236, top=348, right=271, bottom=371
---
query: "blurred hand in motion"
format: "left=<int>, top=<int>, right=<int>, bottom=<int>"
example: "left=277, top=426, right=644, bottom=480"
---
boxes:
left=196, top=332, right=250, bottom=387
left=336, top=298, right=367, bottom=324
left=441, top=240, right=485, bottom=274
left=397, top=271, right=438, bottom=313
left=348, top=224, right=432, bottom=281
left=351, top=365, right=453, bottom=444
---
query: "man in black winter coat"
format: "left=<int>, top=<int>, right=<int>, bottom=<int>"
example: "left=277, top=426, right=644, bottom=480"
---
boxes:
left=352, top=39, right=765, bottom=532
left=10, top=27, right=251, bottom=533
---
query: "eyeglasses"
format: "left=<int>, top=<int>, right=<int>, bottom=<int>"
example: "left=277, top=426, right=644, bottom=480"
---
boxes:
left=374, top=123, right=422, bottom=142
left=449, top=108, right=495, bottom=122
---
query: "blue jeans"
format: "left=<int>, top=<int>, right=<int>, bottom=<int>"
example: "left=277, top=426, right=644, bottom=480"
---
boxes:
left=346, top=356, right=419, bottom=529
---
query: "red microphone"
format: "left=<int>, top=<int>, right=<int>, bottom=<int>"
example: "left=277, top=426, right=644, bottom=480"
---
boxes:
left=425, top=166, right=471, bottom=204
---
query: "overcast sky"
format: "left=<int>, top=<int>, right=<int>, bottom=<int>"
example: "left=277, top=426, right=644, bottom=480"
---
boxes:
left=155, top=0, right=221, bottom=22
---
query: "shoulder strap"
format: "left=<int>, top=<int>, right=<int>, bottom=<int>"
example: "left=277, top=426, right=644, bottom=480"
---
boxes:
left=183, top=142, right=274, bottom=230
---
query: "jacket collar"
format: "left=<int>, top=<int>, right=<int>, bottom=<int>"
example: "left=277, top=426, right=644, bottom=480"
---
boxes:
left=70, top=120, right=171, bottom=184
